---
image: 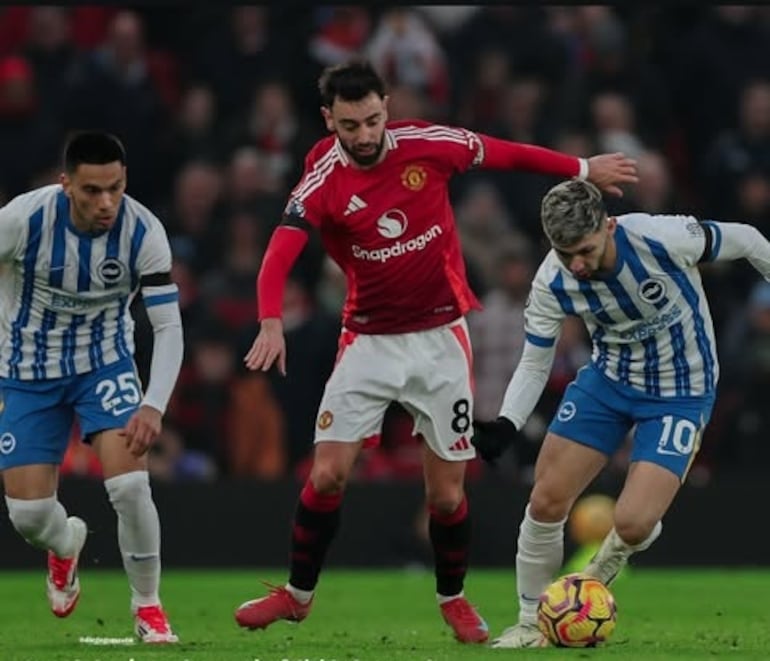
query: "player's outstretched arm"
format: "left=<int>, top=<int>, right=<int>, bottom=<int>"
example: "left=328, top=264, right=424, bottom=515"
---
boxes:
left=477, top=134, right=637, bottom=197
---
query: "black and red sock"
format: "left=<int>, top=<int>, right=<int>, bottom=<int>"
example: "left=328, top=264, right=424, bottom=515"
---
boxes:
left=288, top=480, right=343, bottom=591
left=429, top=496, right=470, bottom=597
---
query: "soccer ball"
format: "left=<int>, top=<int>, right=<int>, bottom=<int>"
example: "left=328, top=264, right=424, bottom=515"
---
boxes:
left=537, top=573, right=617, bottom=647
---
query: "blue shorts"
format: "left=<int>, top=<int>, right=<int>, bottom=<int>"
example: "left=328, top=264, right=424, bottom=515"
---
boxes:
left=0, top=358, right=142, bottom=469
left=548, top=365, right=715, bottom=480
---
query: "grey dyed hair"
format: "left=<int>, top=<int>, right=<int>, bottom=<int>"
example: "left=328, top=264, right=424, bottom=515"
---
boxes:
left=541, top=179, right=607, bottom=247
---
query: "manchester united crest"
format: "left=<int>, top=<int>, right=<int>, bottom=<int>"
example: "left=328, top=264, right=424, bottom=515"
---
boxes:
left=401, top=164, right=427, bottom=191
left=317, top=410, right=334, bottom=430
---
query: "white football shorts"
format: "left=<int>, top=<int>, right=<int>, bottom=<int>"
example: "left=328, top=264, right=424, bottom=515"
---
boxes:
left=314, top=318, right=476, bottom=461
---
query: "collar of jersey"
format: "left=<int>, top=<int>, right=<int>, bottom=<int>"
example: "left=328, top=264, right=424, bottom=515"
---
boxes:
left=334, top=130, right=398, bottom=167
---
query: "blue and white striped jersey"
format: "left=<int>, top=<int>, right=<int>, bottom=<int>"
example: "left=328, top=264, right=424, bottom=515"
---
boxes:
left=525, top=213, right=720, bottom=397
left=0, top=184, right=175, bottom=381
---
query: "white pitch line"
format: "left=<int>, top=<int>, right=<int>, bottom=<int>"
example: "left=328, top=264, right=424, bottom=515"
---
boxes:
left=79, top=636, right=135, bottom=645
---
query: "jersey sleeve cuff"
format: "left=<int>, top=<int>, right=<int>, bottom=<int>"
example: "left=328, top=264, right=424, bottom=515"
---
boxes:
left=577, top=158, right=589, bottom=181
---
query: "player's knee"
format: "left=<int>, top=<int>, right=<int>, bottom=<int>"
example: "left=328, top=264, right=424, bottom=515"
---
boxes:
left=105, top=470, right=152, bottom=514
left=5, top=496, right=57, bottom=544
left=424, top=468, right=464, bottom=514
left=425, top=488, right=464, bottom=517
left=528, top=487, right=571, bottom=523
left=309, top=464, right=348, bottom=494
left=614, top=515, right=655, bottom=547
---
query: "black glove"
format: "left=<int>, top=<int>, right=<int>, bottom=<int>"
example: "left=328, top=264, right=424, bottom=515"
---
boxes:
left=471, top=416, right=520, bottom=464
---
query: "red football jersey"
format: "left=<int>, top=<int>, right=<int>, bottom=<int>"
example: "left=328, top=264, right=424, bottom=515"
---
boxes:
left=287, top=120, right=483, bottom=334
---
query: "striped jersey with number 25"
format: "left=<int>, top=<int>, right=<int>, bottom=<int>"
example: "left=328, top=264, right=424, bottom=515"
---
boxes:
left=0, top=184, right=174, bottom=381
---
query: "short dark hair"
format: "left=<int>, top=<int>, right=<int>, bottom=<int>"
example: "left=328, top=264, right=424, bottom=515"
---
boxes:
left=318, top=59, right=386, bottom=108
left=541, top=179, right=607, bottom=247
left=63, top=131, right=126, bottom=174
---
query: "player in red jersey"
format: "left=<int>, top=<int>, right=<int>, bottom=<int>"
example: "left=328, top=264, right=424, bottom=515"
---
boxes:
left=234, top=59, right=637, bottom=643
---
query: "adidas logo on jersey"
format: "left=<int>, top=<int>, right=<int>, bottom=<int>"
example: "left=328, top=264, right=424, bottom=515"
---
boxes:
left=343, top=195, right=368, bottom=216
left=448, top=436, right=471, bottom=452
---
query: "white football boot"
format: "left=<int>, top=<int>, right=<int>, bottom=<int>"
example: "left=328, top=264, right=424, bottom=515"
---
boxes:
left=491, top=622, right=548, bottom=649
left=583, top=520, right=662, bottom=586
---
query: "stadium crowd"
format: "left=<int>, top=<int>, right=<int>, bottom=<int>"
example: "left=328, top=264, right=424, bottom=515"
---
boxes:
left=2, top=5, right=770, bottom=484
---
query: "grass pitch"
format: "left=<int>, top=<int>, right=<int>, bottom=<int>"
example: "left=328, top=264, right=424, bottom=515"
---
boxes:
left=1, top=568, right=769, bottom=660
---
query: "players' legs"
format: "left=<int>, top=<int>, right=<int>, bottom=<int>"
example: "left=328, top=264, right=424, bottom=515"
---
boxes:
left=422, top=445, right=469, bottom=599
left=616, top=406, right=706, bottom=545
left=92, top=427, right=177, bottom=642
left=516, top=432, right=608, bottom=625
left=74, top=358, right=169, bottom=618
left=5, top=463, right=89, bottom=618
left=288, top=439, right=364, bottom=596
left=582, top=461, right=673, bottom=585
left=234, top=439, right=364, bottom=631
left=3, top=464, right=78, bottom=557
left=583, top=404, right=709, bottom=585
left=491, top=432, right=610, bottom=649
left=0, top=379, right=87, bottom=617
left=422, top=447, right=489, bottom=644
left=406, top=320, right=488, bottom=643
left=406, top=320, right=477, bottom=601
left=584, top=461, right=681, bottom=585
left=92, top=430, right=163, bottom=610
left=236, top=331, right=396, bottom=630
left=285, top=332, right=398, bottom=598
left=616, top=460, right=677, bottom=544
left=0, top=379, right=81, bottom=556
left=505, top=371, right=629, bottom=639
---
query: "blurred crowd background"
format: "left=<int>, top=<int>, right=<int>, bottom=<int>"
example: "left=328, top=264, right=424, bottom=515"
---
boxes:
left=2, top=5, right=770, bottom=486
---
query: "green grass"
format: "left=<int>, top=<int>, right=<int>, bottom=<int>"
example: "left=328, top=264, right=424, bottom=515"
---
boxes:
left=1, top=568, right=770, bottom=660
